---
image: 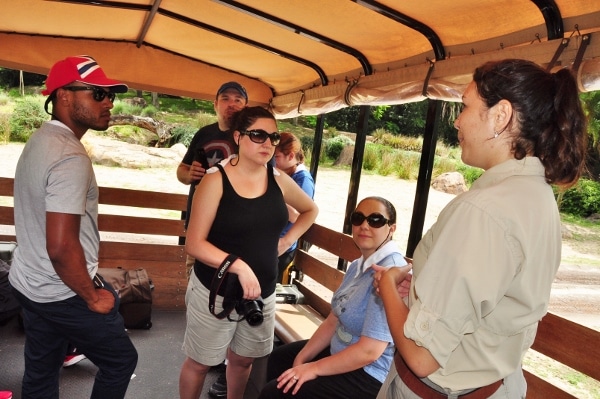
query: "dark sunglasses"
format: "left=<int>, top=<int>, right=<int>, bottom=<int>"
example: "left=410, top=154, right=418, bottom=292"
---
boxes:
left=241, top=129, right=281, bottom=146
left=62, top=86, right=116, bottom=103
left=350, top=211, right=391, bottom=228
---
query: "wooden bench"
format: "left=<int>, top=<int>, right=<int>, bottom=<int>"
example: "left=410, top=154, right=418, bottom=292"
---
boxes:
left=2, top=176, right=599, bottom=396
left=0, top=176, right=189, bottom=310
left=274, top=223, right=360, bottom=344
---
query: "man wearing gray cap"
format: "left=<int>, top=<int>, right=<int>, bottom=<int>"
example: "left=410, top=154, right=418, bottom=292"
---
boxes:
left=176, top=81, right=249, bottom=274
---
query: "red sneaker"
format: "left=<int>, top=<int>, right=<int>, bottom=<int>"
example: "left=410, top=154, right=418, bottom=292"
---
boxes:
left=63, top=353, right=86, bottom=367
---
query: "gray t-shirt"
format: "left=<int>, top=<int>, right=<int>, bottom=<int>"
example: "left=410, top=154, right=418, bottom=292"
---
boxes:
left=9, top=121, right=100, bottom=302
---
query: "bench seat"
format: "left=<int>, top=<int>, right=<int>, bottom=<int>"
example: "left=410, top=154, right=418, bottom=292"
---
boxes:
left=274, top=303, right=325, bottom=344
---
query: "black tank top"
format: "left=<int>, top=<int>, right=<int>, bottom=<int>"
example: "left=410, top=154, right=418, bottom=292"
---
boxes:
left=194, top=162, right=288, bottom=298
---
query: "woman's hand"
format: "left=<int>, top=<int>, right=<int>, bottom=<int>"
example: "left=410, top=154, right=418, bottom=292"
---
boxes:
left=276, top=363, right=317, bottom=395
left=233, top=259, right=262, bottom=300
left=372, top=264, right=412, bottom=298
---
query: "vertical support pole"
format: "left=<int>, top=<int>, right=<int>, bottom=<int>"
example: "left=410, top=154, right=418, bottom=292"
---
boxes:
left=406, top=99, right=441, bottom=257
left=309, top=114, right=326, bottom=184
left=338, top=105, right=369, bottom=270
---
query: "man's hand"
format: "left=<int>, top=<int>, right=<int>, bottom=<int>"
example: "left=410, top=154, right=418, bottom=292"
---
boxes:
left=87, top=288, right=116, bottom=314
left=189, top=160, right=207, bottom=183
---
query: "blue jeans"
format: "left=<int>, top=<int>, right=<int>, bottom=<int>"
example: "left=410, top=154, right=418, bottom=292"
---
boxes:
left=13, top=280, right=138, bottom=399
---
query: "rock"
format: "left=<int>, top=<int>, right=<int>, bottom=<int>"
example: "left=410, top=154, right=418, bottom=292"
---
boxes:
left=171, top=143, right=188, bottom=158
left=333, top=145, right=354, bottom=166
left=82, top=133, right=182, bottom=169
left=122, top=97, right=148, bottom=108
left=587, top=213, right=600, bottom=222
left=432, top=172, right=468, bottom=194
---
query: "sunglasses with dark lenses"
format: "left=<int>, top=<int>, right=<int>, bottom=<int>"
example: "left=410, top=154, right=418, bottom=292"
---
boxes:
left=62, top=86, right=116, bottom=103
left=241, top=129, right=281, bottom=146
left=350, top=211, right=390, bottom=228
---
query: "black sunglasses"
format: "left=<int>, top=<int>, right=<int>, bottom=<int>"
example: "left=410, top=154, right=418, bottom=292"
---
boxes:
left=241, top=129, right=281, bottom=146
left=62, top=86, right=116, bottom=103
left=350, top=211, right=391, bottom=228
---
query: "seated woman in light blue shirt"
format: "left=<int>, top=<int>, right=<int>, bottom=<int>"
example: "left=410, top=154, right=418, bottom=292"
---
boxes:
left=258, top=196, right=409, bottom=399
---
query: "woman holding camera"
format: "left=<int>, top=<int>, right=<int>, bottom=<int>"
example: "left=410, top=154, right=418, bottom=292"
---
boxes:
left=258, top=196, right=408, bottom=399
left=179, top=106, right=318, bottom=399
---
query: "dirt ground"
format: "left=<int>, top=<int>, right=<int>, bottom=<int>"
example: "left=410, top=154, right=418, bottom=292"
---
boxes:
left=1, top=137, right=598, bottom=333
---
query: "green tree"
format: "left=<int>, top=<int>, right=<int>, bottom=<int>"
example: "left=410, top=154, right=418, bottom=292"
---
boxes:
left=0, top=68, right=46, bottom=88
left=580, top=91, right=600, bottom=180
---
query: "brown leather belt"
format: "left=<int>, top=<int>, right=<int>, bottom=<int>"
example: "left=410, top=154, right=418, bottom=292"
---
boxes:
left=394, top=351, right=503, bottom=399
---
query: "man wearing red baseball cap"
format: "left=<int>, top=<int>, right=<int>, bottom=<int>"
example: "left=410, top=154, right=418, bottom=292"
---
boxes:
left=9, top=55, right=138, bottom=399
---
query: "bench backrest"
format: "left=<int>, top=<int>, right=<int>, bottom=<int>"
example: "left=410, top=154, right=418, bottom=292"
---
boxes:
left=0, top=176, right=188, bottom=310
left=291, top=223, right=360, bottom=317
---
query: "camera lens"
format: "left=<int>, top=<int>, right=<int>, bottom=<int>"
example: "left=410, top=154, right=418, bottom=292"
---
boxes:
left=237, top=299, right=264, bottom=326
left=246, top=308, right=264, bottom=326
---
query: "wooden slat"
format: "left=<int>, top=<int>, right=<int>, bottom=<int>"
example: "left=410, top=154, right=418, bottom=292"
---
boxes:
left=98, top=214, right=185, bottom=236
left=0, top=177, right=14, bottom=196
left=0, top=206, right=14, bottom=225
left=0, top=234, right=16, bottom=242
left=293, top=250, right=345, bottom=292
left=99, top=241, right=185, bottom=262
left=99, top=186, right=187, bottom=211
left=302, top=223, right=361, bottom=262
left=531, top=312, right=600, bottom=381
left=294, top=281, right=331, bottom=318
left=523, top=370, right=576, bottom=399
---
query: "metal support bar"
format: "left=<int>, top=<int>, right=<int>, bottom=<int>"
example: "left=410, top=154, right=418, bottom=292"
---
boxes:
left=572, top=34, right=591, bottom=73
left=546, top=38, right=569, bottom=71
left=406, top=99, right=442, bottom=257
left=309, top=115, right=326, bottom=184
left=338, top=105, right=370, bottom=271
left=422, top=60, right=435, bottom=97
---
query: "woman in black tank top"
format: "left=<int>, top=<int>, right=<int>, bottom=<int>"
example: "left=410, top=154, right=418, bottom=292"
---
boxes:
left=179, top=106, right=318, bottom=399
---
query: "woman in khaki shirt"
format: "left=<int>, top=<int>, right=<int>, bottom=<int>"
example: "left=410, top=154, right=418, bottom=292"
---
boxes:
left=374, top=59, right=588, bottom=399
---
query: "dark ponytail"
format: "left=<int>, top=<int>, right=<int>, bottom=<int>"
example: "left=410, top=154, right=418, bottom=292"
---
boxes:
left=473, top=59, right=587, bottom=187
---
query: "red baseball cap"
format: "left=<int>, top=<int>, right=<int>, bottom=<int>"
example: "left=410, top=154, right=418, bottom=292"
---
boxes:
left=42, top=55, right=128, bottom=96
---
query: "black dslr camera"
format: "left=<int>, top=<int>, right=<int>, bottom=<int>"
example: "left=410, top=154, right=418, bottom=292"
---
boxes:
left=235, top=298, right=264, bottom=326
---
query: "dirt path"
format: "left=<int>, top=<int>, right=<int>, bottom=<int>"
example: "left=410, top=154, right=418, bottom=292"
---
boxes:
left=1, top=138, right=598, bottom=331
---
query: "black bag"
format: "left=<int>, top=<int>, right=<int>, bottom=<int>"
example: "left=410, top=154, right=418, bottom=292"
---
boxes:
left=0, top=241, right=21, bottom=326
left=97, top=267, right=153, bottom=329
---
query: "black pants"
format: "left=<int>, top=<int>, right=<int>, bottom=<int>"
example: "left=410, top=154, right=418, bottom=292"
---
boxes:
left=13, top=282, right=138, bottom=399
left=258, top=340, right=382, bottom=399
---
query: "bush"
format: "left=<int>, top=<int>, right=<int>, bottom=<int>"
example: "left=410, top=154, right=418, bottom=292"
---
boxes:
left=362, top=144, right=379, bottom=171
left=0, top=113, right=10, bottom=142
left=9, top=97, right=46, bottom=142
left=170, top=124, right=199, bottom=147
left=0, top=92, right=10, bottom=107
left=557, top=179, right=600, bottom=217
left=141, top=105, right=158, bottom=118
left=456, top=163, right=483, bottom=186
left=324, top=135, right=353, bottom=160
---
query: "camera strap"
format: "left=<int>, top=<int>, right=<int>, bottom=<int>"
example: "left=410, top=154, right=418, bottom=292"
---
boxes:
left=208, top=254, right=240, bottom=319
